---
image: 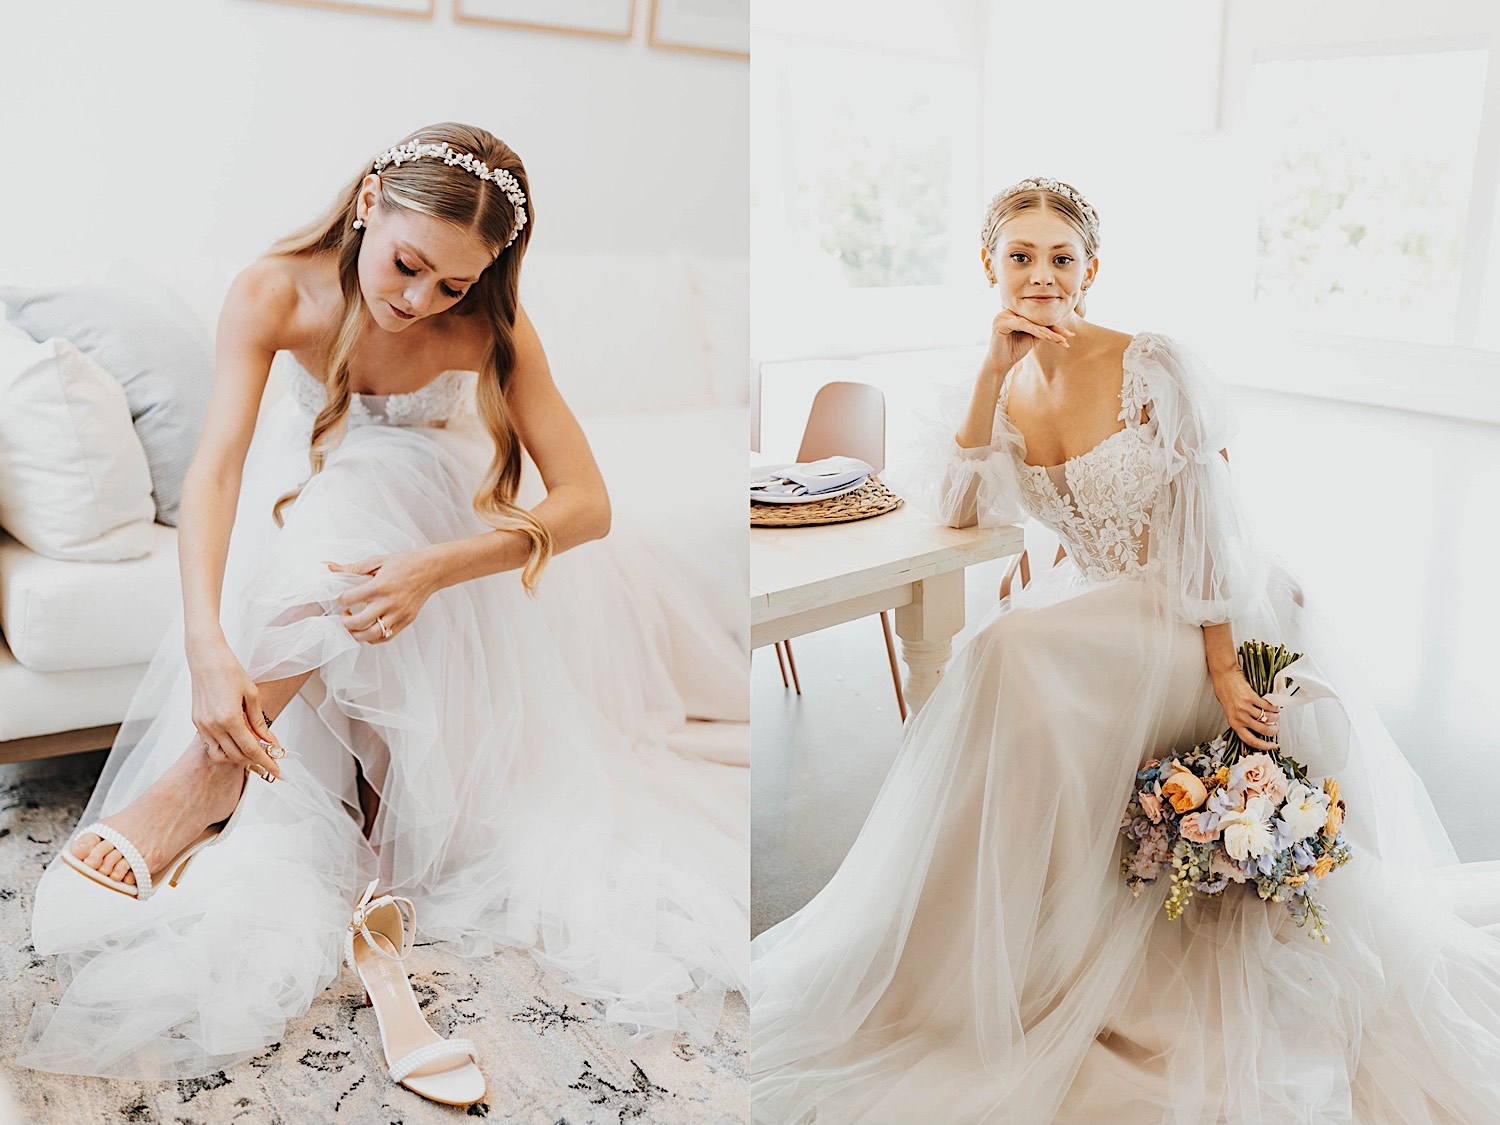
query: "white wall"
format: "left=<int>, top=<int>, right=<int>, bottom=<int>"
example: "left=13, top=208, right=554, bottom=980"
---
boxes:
left=978, top=0, right=1500, bottom=420
left=0, top=0, right=747, bottom=275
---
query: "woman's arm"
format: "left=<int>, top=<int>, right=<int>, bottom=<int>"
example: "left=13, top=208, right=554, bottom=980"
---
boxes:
left=176, top=261, right=297, bottom=775
left=1200, top=445, right=1279, bottom=751
left=424, top=304, right=611, bottom=589
left=179, top=263, right=293, bottom=652
left=940, top=312, right=1073, bottom=528
left=1204, top=622, right=1280, bottom=752
left=957, top=310, right=1071, bottom=449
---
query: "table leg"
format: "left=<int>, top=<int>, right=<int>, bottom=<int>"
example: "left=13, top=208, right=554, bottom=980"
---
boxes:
left=893, top=569, right=965, bottom=713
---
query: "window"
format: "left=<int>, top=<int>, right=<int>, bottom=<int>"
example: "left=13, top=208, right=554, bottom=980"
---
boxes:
left=1247, top=49, right=1490, bottom=346
left=753, top=34, right=984, bottom=359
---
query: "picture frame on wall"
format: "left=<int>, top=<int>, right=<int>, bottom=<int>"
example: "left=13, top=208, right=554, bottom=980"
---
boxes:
left=648, top=0, right=748, bottom=60
left=255, top=0, right=434, bottom=18
left=454, top=0, right=636, bottom=40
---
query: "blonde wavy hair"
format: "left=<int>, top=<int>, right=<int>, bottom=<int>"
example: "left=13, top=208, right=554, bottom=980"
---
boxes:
left=269, top=122, right=552, bottom=592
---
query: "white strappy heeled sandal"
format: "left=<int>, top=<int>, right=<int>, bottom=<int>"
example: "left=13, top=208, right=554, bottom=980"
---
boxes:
left=58, top=766, right=255, bottom=900
left=346, top=880, right=487, bottom=1107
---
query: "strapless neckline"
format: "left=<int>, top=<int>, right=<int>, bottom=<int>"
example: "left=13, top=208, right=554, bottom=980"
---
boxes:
left=285, top=354, right=470, bottom=401
left=281, top=353, right=475, bottom=429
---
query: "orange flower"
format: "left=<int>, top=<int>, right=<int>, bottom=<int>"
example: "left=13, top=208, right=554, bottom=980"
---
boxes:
left=1161, top=762, right=1208, bottom=814
left=1313, top=855, right=1335, bottom=879
left=1323, top=777, right=1346, bottom=838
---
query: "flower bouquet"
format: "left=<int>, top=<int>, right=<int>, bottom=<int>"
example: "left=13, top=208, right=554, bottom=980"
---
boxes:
left=1119, top=640, right=1353, bottom=942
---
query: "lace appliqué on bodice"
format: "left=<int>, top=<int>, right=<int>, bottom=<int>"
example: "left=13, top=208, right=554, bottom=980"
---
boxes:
left=1004, top=335, right=1168, bottom=581
left=284, top=356, right=473, bottom=429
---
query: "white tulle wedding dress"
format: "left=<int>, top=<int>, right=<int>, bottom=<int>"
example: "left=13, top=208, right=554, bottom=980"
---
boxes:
left=750, top=332, right=1500, bottom=1125
left=19, top=355, right=749, bottom=1079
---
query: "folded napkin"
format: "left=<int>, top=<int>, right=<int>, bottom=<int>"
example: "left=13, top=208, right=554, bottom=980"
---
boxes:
left=751, top=456, right=872, bottom=498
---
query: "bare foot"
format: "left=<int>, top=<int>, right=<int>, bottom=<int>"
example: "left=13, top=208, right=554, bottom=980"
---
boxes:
left=68, top=744, right=248, bottom=888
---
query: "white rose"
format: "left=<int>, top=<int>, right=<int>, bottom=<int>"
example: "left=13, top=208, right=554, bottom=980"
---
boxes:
left=1218, top=794, right=1277, bottom=861
left=1276, top=780, right=1331, bottom=843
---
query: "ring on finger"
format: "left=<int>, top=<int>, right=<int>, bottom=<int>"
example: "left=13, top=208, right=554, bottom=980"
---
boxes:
left=376, top=615, right=393, bottom=639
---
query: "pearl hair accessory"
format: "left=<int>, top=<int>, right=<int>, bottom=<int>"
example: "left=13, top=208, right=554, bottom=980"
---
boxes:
left=983, top=175, right=1101, bottom=250
left=372, top=140, right=530, bottom=249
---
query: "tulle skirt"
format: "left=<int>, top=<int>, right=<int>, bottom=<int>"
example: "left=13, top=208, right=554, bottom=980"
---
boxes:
left=750, top=556, right=1500, bottom=1124
left=19, top=394, right=749, bottom=1080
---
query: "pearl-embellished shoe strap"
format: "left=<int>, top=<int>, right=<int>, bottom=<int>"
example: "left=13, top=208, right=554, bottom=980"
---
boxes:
left=80, top=822, right=152, bottom=897
left=388, top=1038, right=478, bottom=1083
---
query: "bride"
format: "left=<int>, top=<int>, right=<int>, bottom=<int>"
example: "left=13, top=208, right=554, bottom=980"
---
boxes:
left=20, top=122, right=747, bottom=1090
left=750, top=177, right=1500, bottom=1124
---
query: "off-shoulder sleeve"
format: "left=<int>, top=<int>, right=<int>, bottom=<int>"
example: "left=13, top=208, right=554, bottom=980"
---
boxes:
left=1135, top=332, right=1268, bottom=625
left=905, top=379, right=1029, bottom=529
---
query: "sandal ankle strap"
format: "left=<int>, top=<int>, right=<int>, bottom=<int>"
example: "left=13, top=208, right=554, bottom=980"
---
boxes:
left=346, top=879, right=416, bottom=974
left=388, top=1038, right=478, bottom=1084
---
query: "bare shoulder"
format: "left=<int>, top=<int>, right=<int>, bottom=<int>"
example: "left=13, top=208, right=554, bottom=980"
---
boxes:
left=1089, top=325, right=1138, bottom=363
left=218, top=253, right=334, bottom=353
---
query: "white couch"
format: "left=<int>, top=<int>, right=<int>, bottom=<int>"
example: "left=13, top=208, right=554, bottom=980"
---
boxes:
left=0, top=250, right=748, bottom=761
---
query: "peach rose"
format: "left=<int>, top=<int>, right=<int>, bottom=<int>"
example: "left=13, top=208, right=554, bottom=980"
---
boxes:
left=1230, top=753, right=1290, bottom=805
left=1313, top=854, right=1335, bottom=879
left=1179, top=811, right=1221, bottom=843
left=1323, top=778, right=1346, bottom=838
left=1138, top=789, right=1164, bottom=824
left=1161, top=763, right=1208, bottom=814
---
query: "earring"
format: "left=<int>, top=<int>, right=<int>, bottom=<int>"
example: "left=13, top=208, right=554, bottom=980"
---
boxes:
left=352, top=218, right=365, bottom=231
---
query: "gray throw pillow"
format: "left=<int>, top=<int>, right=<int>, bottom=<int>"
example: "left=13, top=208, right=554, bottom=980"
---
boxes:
left=1, top=285, right=213, bottom=525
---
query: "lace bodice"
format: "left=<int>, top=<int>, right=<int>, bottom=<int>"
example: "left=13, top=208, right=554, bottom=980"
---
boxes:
left=928, top=330, right=1261, bottom=625
left=1003, top=334, right=1169, bottom=581
left=283, top=354, right=474, bottom=428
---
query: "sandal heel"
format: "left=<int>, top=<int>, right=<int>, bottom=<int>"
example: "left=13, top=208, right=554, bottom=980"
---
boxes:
left=346, top=881, right=485, bottom=1106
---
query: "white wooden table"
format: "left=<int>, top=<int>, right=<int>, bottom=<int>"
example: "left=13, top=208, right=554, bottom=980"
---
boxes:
left=750, top=506, right=1025, bottom=713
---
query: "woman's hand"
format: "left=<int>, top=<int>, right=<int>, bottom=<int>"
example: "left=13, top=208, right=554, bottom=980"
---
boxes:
left=329, top=548, right=442, bottom=644
left=1211, top=666, right=1281, bottom=752
left=188, top=638, right=284, bottom=781
left=980, top=308, right=1074, bottom=377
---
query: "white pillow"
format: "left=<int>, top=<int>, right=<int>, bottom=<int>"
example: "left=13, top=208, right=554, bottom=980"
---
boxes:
left=520, top=251, right=710, bottom=414
left=0, top=321, right=156, bottom=561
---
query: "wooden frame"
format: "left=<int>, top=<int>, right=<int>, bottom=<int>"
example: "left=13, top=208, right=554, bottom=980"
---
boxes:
left=0, top=724, right=119, bottom=766
left=253, top=0, right=436, bottom=19
left=648, top=0, right=747, bottom=60
left=454, top=0, right=636, bottom=41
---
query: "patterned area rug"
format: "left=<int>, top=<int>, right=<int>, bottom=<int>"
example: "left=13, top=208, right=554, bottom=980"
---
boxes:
left=0, top=754, right=748, bottom=1125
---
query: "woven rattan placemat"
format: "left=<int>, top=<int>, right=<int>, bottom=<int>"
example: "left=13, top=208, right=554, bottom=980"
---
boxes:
left=750, top=476, right=904, bottom=527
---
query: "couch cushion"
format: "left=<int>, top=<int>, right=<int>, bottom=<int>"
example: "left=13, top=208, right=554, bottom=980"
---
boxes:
left=0, top=524, right=181, bottom=672
left=1, top=283, right=214, bottom=525
left=0, top=643, right=147, bottom=742
left=0, top=320, right=157, bottom=562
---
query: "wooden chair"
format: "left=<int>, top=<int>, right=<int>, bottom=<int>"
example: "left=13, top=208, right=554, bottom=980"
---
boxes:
left=998, top=542, right=1068, bottom=600
left=774, top=382, right=907, bottom=721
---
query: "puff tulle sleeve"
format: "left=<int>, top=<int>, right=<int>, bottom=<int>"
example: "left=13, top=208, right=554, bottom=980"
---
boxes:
left=907, top=382, right=1029, bottom=530
left=1135, top=332, right=1268, bottom=626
